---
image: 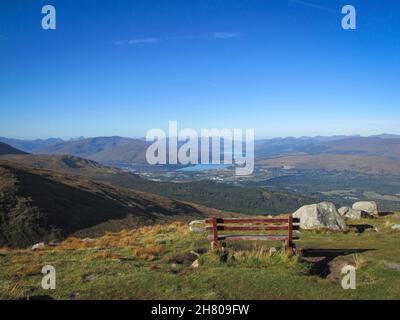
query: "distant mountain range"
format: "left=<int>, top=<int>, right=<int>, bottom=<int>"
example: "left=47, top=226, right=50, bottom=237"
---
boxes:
left=0, top=137, right=63, bottom=153
left=2, top=134, right=400, bottom=164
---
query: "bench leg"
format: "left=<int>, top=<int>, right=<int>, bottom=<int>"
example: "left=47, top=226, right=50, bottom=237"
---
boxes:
left=285, top=241, right=295, bottom=256
left=211, top=241, right=225, bottom=250
left=211, top=241, right=220, bottom=250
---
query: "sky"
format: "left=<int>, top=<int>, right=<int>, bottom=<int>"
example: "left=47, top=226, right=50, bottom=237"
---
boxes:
left=0, top=0, right=400, bottom=139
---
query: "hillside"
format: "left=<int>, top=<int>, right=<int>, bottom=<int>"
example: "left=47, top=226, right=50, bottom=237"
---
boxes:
left=0, top=161, right=211, bottom=248
left=255, top=136, right=400, bottom=159
left=0, top=142, right=27, bottom=155
left=258, top=153, right=400, bottom=175
left=324, top=136, right=400, bottom=157
left=1, top=213, right=399, bottom=299
left=37, top=136, right=149, bottom=163
left=0, top=137, right=63, bottom=153
left=0, top=154, right=319, bottom=215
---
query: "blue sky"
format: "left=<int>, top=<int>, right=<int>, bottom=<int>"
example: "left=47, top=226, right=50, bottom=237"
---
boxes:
left=1, top=0, right=399, bottom=139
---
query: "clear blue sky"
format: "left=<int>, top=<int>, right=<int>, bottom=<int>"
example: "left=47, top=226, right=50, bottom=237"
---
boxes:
left=1, top=0, right=399, bottom=139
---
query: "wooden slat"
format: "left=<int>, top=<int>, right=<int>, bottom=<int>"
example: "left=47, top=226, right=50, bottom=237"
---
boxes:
left=287, top=215, right=293, bottom=251
left=205, top=218, right=289, bottom=224
left=206, top=225, right=290, bottom=231
left=211, top=217, right=218, bottom=244
left=205, top=217, right=300, bottom=224
left=207, top=234, right=300, bottom=241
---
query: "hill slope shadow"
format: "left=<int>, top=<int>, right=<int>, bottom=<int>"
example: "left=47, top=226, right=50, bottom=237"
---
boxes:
left=0, top=164, right=203, bottom=248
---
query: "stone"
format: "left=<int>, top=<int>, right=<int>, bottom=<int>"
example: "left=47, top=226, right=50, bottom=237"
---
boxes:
left=81, top=274, right=97, bottom=282
left=352, top=201, right=379, bottom=216
left=269, top=247, right=277, bottom=256
left=191, top=259, right=199, bottom=268
left=293, top=202, right=348, bottom=231
left=338, top=207, right=350, bottom=216
left=391, top=224, right=400, bottom=230
left=384, top=261, right=400, bottom=271
left=31, top=242, right=45, bottom=251
left=345, top=208, right=371, bottom=219
left=69, top=292, right=80, bottom=300
left=190, top=250, right=200, bottom=257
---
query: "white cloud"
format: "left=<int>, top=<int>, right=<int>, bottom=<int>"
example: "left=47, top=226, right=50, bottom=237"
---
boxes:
left=212, top=32, right=241, bottom=39
left=289, top=0, right=336, bottom=13
left=114, top=32, right=240, bottom=45
left=114, top=38, right=160, bottom=45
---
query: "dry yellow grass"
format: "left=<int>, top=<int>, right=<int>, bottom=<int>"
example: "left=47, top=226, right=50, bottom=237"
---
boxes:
left=10, top=254, right=31, bottom=264
left=132, top=245, right=162, bottom=260
left=56, top=221, right=189, bottom=253
left=59, top=237, right=96, bottom=250
left=89, top=251, right=123, bottom=260
left=14, top=262, right=41, bottom=276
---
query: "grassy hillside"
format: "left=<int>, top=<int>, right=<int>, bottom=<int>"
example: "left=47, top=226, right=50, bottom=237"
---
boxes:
left=127, top=179, right=319, bottom=215
left=0, top=142, right=27, bottom=155
left=0, top=137, right=63, bottom=153
left=37, top=136, right=149, bottom=163
left=258, top=154, right=400, bottom=175
left=0, top=161, right=213, bottom=248
left=1, top=213, right=399, bottom=299
left=1, top=154, right=319, bottom=215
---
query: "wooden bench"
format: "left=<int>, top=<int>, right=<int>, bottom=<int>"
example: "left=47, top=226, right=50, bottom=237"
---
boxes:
left=204, top=216, right=300, bottom=253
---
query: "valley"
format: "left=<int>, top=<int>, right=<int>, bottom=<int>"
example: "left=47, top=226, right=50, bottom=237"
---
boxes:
left=1, top=134, right=400, bottom=248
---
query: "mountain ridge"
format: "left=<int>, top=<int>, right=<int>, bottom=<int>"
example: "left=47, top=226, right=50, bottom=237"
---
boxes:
left=0, top=160, right=212, bottom=248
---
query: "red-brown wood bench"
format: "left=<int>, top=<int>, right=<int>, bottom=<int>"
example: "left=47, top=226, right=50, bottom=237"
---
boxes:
left=203, top=216, right=300, bottom=253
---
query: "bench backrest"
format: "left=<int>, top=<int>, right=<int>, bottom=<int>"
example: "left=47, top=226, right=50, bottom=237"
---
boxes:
left=204, top=216, right=300, bottom=249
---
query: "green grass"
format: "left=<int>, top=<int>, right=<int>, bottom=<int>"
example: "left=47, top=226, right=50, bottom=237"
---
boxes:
left=1, top=215, right=400, bottom=300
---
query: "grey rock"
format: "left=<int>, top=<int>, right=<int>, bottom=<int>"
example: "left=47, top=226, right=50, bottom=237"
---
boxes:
left=338, top=207, right=350, bottom=216
left=346, top=208, right=371, bottom=220
left=190, top=250, right=200, bottom=257
left=81, top=274, right=97, bottom=282
left=384, top=261, right=400, bottom=271
left=352, top=201, right=379, bottom=216
left=31, top=242, right=45, bottom=251
left=191, top=260, right=199, bottom=268
left=269, top=247, right=277, bottom=256
left=391, top=224, right=400, bottom=230
left=293, top=202, right=348, bottom=231
left=339, top=206, right=371, bottom=219
left=70, top=292, right=80, bottom=300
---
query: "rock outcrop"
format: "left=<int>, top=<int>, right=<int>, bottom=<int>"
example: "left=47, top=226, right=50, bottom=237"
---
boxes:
left=293, top=202, right=347, bottom=231
left=352, top=201, right=379, bottom=216
left=338, top=206, right=371, bottom=219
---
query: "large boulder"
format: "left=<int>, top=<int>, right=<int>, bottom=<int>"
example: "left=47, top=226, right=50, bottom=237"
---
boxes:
left=338, top=206, right=371, bottom=219
left=338, top=207, right=350, bottom=216
left=293, top=202, right=348, bottom=231
left=352, top=201, right=379, bottom=216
